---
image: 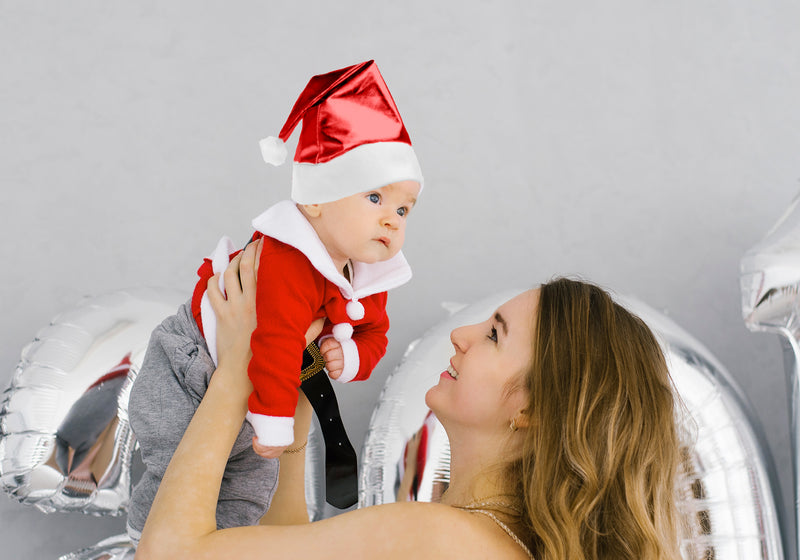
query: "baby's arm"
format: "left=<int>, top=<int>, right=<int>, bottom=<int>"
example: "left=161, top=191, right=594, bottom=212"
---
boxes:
left=252, top=320, right=325, bottom=459
left=247, top=243, right=324, bottom=451
left=322, top=293, right=390, bottom=383
left=352, top=315, right=389, bottom=371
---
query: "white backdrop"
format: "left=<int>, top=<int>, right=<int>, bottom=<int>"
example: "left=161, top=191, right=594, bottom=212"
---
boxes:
left=1, top=2, right=799, bottom=558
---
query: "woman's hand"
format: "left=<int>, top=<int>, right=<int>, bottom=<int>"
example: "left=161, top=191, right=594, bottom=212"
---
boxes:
left=252, top=441, right=288, bottom=459
left=208, top=238, right=325, bottom=384
left=206, top=240, right=262, bottom=400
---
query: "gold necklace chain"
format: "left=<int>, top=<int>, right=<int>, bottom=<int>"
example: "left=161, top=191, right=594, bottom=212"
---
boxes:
left=466, top=509, right=534, bottom=559
left=451, top=494, right=523, bottom=515
left=451, top=498, right=532, bottom=559
left=456, top=500, right=523, bottom=515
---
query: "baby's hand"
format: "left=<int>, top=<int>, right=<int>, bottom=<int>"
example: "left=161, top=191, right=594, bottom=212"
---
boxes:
left=319, top=337, right=345, bottom=380
left=252, top=438, right=288, bottom=459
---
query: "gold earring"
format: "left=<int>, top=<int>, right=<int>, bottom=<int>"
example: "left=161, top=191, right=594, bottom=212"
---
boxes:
left=509, top=418, right=518, bottom=432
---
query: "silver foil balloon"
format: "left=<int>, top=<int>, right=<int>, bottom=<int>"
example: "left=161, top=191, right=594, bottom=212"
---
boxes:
left=742, top=191, right=800, bottom=560
left=635, top=295, right=784, bottom=558
left=361, top=291, right=784, bottom=559
left=54, top=416, right=326, bottom=559
left=0, top=287, right=183, bottom=516
left=58, top=534, right=135, bottom=560
left=55, top=417, right=327, bottom=559
left=305, top=413, right=327, bottom=522
left=0, top=286, right=330, bottom=557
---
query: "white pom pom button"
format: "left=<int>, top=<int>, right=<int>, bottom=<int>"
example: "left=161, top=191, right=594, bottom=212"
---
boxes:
left=346, top=299, right=365, bottom=320
left=332, top=323, right=354, bottom=342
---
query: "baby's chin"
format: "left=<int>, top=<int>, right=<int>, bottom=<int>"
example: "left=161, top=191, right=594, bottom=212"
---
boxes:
left=353, top=249, right=402, bottom=264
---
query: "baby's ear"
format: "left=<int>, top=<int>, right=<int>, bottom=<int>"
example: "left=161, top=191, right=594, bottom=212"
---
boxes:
left=300, top=204, right=322, bottom=218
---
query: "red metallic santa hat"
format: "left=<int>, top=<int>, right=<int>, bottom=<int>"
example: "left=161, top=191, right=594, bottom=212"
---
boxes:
left=259, top=60, right=423, bottom=204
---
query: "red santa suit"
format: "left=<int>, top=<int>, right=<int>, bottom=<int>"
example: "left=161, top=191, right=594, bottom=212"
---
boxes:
left=191, top=200, right=412, bottom=446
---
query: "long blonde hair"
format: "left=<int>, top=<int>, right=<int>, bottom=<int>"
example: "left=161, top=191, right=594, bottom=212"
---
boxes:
left=509, top=278, right=683, bottom=559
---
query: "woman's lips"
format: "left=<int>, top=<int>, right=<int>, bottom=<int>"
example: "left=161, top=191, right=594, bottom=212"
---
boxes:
left=446, top=363, right=458, bottom=379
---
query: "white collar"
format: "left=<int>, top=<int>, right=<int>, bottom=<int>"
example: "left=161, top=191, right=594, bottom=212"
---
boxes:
left=251, top=200, right=412, bottom=301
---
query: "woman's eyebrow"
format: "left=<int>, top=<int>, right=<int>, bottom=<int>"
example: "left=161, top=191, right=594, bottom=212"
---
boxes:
left=494, top=312, right=508, bottom=336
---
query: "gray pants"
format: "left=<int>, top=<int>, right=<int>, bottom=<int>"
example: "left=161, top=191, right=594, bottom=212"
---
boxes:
left=126, top=301, right=278, bottom=542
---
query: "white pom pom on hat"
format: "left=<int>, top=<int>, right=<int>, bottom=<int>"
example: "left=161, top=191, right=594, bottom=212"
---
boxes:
left=259, top=136, right=288, bottom=166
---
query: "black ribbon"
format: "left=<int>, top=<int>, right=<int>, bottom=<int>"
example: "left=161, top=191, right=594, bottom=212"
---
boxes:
left=300, top=343, right=359, bottom=509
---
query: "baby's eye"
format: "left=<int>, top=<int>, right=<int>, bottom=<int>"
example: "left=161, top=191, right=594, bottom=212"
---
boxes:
left=487, top=326, right=498, bottom=343
left=396, top=206, right=408, bottom=217
left=368, top=193, right=381, bottom=204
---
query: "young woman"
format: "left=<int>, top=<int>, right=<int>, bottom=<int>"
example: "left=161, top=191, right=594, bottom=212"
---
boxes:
left=136, top=239, right=684, bottom=560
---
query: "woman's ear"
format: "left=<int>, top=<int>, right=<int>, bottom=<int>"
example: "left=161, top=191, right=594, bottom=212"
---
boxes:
left=301, top=204, right=322, bottom=218
left=512, top=409, right=532, bottom=429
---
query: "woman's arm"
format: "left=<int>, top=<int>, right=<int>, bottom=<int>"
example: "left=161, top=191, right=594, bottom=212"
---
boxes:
left=136, top=247, right=258, bottom=555
left=258, top=389, right=313, bottom=525
left=135, top=240, right=498, bottom=560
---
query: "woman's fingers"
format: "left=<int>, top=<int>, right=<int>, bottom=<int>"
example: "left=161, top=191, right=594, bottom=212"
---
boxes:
left=223, top=251, right=245, bottom=300
left=305, top=318, right=325, bottom=346
left=207, top=272, right=224, bottom=307
left=238, top=239, right=260, bottom=298
left=206, top=239, right=262, bottom=335
left=253, top=237, right=263, bottom=276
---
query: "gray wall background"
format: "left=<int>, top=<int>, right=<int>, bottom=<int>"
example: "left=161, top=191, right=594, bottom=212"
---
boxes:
left=2, top=2, right=799, bottom=558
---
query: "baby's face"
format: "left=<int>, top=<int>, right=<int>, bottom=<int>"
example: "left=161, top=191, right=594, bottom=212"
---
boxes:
left=313, top=180, right=420, bottom=266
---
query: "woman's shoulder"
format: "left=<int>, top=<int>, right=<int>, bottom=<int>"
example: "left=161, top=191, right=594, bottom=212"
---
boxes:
left=177, top=501, right=530, bottom=559
left=317, top=501, right=530, bottom=559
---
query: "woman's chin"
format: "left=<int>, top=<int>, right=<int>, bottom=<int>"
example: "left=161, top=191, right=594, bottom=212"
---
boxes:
left=423, top=386, right=438, bottom=410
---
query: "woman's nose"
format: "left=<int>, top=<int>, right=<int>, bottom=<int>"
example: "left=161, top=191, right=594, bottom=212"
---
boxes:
left=450, top=326, right=468, bottom=353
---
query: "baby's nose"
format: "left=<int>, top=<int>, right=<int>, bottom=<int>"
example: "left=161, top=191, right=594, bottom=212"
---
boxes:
left=382, top=212, right=400, bottom=228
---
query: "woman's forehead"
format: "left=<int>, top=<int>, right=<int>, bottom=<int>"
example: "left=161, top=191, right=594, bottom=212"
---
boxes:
left=499, top=289, right=539, bottom=321
left=497, top=289, right=539, bottom=338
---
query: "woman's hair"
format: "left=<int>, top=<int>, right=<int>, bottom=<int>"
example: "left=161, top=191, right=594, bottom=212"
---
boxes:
left=508, top=277, right=684, bottom=560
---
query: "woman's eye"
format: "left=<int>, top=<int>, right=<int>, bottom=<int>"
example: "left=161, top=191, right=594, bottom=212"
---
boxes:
left=368, top=193, right=381, bottom=204
left=396, top=206, right=408, bottom=217
left=488, top=326, right=498, bottom=343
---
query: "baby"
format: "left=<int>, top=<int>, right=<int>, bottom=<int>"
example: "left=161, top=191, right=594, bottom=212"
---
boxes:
left=127, top=60, right=422, bottom=542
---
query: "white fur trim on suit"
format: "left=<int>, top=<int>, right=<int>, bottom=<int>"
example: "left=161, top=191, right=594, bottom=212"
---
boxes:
left=200, top=293, right=218, bottom=365
left=246, top=412, right=295, bottom=446
left=334, top=337, right=360, bottom=383
left=201, top=235, right=237, bottom=365
left=251, top=201, right=413, bottom=301
left=249, top=201, right=412, bottom=386
left=291, top=142, right=423, bottom=205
